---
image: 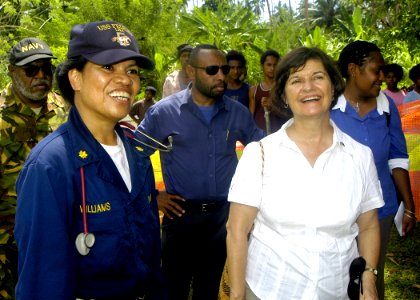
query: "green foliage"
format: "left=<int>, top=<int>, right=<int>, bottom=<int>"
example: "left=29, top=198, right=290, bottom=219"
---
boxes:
left=180, top=2, right=273, bottom=84
left=302, top=26, right=327, bottom=51
left=385, top=224, right=420, bottom=299
left=182, top=4, right=267, bottom=50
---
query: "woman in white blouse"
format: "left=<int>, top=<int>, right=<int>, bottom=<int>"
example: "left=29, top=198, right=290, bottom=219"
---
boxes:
left=226, top=47, right=384, bottom=300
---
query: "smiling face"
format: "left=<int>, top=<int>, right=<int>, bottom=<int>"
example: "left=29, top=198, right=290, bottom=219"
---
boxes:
left=69, top=59, right=140, bottom=125
left=352, top=51, right=385, bottom=99
left=284, top=59, right=333, bottom=119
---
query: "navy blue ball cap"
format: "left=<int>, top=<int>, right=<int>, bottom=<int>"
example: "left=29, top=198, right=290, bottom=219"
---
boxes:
left=10, top=38, right=55, bottom=66
left=67, top=21, right=154, bottom=70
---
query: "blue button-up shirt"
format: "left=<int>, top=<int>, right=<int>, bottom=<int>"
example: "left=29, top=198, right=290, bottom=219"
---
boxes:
left=138, top=88, right=264, bottom=202
left=330, top=92, right=409, bottom=219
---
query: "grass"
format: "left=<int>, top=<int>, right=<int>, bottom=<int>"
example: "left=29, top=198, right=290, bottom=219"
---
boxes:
left=384, top=222, right=420, bottom=299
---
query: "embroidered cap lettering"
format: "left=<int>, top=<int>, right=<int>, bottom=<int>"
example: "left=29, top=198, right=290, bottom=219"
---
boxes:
left=67, top=20, right=154, bottom=69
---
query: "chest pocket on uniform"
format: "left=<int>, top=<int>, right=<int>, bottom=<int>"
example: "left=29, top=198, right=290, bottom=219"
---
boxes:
left=215, top=129, right=240, bottom=156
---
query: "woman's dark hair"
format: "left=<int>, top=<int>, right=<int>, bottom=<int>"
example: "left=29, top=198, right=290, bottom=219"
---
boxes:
left=337, top=40, right=381, bottom=79
left=408, top=64, right=420, bottom=83
left=55, top=56, right=87, bottom=106
left=382, top=63, right=404, bottom=82
left=272, top=47, right=345, bottom=111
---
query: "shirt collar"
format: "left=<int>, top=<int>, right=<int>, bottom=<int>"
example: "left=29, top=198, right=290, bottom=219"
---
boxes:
left=332, top=91, right=390, bottom=115
left=65, top=107, right=132, bottom=168
left=275, top=118, right=350, bottom=152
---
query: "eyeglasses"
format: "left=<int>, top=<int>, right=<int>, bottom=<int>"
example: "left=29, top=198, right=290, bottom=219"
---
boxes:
left=347, top=256, right=366, bottom=300
left=192, top=65, right=230, bottom=76
left=20, top=63, right=53, bottom=77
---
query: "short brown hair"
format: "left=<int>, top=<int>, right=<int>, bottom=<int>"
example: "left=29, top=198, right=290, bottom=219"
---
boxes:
left=272, top=47, right=345, bottom=111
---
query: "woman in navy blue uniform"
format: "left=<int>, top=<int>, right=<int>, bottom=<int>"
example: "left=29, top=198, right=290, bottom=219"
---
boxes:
left=14, top=21, right=164, bottom=300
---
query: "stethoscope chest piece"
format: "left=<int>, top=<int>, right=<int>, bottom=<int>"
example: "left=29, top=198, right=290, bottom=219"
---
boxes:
left=75, top=232, right=96, bottom=256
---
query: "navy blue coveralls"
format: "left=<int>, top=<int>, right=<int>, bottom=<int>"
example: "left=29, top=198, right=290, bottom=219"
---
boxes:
left=15, top=107, right=163, bottom=300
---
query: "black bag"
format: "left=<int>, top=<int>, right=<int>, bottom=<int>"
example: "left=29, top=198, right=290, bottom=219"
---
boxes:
left=347, top=256, right=366, bottom=300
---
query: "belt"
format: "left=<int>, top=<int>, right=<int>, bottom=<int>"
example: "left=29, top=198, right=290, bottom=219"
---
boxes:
left=183, top=200, right=227, bottom=213
left=77, top=295, right=144, bottom=300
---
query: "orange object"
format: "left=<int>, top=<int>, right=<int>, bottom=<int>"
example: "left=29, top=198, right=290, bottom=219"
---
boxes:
left=398, top=100, right=420, bottom=221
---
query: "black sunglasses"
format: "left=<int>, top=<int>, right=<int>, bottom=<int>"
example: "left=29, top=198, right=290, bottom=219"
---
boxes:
left=192, top=65, right=230, bottom=76
left=20, top=63, right=54, bottom=77
left=347, top=256, right=366, bottom=300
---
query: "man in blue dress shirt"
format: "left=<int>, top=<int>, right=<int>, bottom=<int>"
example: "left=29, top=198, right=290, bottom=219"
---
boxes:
left=138, top=44, right=263, bottom=300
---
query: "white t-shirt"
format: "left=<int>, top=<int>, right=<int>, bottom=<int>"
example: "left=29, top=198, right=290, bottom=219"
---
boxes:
left=101, top=133, right=132, bottom=192
left=228, top=119, right=384, bottom=300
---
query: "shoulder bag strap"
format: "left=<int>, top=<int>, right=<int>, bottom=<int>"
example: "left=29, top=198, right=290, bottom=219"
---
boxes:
left=259, top=140, right=264, bottom=179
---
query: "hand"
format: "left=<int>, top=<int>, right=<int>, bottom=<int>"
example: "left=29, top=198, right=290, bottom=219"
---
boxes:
left=402, top=213, right=416, bottom=236
left=157, top=191, right=185, bottom=219
left=261, top=97, right=271, bottom=109
left=361, top=272, right=378, bottom=300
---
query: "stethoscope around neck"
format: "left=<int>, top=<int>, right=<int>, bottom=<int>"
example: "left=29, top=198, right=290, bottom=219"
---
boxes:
left=75, top=167, right=95, bottom=256
left=75, top=129, right=172, bottom=256
left=126, top=128, right=173, bottom=152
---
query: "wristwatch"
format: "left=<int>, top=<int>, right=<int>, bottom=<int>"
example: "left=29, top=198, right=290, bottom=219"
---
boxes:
left=364, top=266, right=378, bottom=276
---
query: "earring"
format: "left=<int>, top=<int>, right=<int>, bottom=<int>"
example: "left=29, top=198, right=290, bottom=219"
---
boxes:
left=284, top=101, right=289, bottom=108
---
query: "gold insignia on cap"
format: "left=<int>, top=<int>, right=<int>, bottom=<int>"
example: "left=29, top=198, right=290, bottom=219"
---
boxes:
left=79, top=150, right=88, bottom=159
left=112, top=32, right=131, bottom=47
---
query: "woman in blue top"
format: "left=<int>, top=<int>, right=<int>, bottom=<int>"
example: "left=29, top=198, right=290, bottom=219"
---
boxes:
left=14, top=21, right=165, bottom=300
left=330, top=40, right=416, bottom=300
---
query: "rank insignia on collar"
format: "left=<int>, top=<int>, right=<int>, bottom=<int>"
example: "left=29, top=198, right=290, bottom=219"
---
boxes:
left=135, top=146, right=144, bottom=152
left=79, top=150, right=88, bottom=159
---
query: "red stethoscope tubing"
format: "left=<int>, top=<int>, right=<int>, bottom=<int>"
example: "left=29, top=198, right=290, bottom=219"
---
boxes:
left=80, top=167, right=89, bottom=234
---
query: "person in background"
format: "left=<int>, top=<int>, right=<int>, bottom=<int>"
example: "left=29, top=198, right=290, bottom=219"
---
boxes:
left=330, top=40, right=416, bottom=300
left=0, top=37, right=67, bottom=296
left=249, top=49, right=290, bottom=134
left=162, top=43, right=193, bottom=98
left=138, top=44, right=264, bottom=300
left=14, top=21, right=164, bottom=300
left=227, top=47, right=383, bottom=300
left=129, top=85, right=157, bottom=124
left=403, top=64, right=420, bottom=103
left=382, top=63, right=406, bottom=106
left=224, top=50, right=249, bottom=108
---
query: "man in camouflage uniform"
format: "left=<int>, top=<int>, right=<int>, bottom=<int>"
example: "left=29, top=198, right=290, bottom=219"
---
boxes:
left=0, top=37, right=66, bottom=297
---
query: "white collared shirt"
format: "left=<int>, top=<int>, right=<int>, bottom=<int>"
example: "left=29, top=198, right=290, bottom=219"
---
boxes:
left=333, top=91, right=390, bottom=115
left=228, top=119, right=384, bottom=299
